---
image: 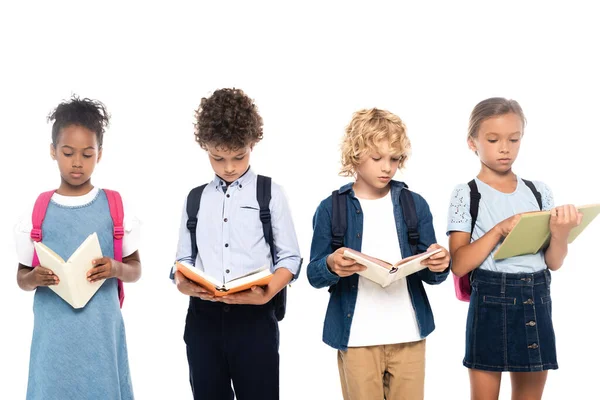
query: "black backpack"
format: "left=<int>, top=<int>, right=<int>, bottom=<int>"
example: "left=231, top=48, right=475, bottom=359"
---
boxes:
left=331, top=184, right=421, bottom=256
left=177, top=175, right=287, bottom=321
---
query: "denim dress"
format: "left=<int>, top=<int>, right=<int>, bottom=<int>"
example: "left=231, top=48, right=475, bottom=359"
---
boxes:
left=26, top=190, right=134, bottom=399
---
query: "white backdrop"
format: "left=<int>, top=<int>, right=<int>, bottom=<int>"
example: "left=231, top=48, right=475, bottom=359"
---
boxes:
left=1, top=1, right=599, bottom=399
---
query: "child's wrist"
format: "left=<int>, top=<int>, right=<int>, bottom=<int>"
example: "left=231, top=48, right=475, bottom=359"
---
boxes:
left=113, top=260, right=123, bottom=279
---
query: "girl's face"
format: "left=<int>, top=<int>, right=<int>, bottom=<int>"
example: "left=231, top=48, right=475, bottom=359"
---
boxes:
left=206, top=144, right=252, bottom=183
left=50, top=125, right=102, bottom=194
left=468, top=113, right=523, bottom=174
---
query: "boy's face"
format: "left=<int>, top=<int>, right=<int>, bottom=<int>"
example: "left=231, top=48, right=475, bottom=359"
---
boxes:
left=50, top=124, right=102, bottom=191
left=207, top=144, right=252, bottom=183
left=468, top=113, right=523, bottom=174
left=355, top=139, right=402, bottom=191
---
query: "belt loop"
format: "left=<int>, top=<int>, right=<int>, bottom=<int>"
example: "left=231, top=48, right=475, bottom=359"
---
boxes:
left=545, top=268, right=550, bottom=287
left=501, top=273, right=506, bottom=295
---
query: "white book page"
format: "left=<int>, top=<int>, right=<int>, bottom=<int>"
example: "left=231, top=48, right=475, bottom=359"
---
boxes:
left=224, top=266, right=271, bottom=290
left=34, top=233, right=104, bottom=308
left=177, top=261, right=223, bottom=288
left=343, top=250, right=394, bottom=287
left=66, top=233, right=104, bottom=308
left=390, top=249, right=442, bottom=282
left=34, top=243, right=75, bottom=306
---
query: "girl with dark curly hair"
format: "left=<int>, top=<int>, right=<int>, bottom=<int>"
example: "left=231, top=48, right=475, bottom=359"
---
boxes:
left=14, top=95, right=142, bottom=400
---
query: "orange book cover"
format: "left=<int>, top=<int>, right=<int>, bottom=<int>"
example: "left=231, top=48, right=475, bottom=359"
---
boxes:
left=175, top=261, right=273, bottom=297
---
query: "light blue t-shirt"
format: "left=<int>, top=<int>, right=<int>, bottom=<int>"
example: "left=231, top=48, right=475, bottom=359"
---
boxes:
left=447, top=177, right=554, bottom=273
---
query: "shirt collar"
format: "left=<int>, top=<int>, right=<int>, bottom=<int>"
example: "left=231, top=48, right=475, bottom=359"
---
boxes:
left=338, top=180, right=408, bottom=196
left=211, top=167, right=255, bottom=192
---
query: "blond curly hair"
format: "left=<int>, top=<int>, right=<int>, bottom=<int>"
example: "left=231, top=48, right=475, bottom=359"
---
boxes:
left=340, top=108, right=411, bottom=177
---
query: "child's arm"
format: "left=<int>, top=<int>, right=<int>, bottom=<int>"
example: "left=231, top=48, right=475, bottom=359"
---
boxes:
left=413, top=194, right=450, bottom=284
left=306, top=199, right=363, bottom=289
left=16, top=264, right=59, bottom=291
left=221, top=183, right=302, bottom=305
left=544, top=204, right=583, bottom=271
left=87, top=251, right=142, bottom=283
left=449, top=214, right=521, bottom=277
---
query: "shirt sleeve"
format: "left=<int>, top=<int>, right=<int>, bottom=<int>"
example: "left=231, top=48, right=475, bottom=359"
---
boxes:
left=446, top=183, right=472, bottom=236
left=270, top=183, right=302, bottom=281
left=534, top=181, right=555, bottom=211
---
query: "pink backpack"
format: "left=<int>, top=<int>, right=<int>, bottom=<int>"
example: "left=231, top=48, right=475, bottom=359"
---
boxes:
left=30, top=189, right=125, bottom=308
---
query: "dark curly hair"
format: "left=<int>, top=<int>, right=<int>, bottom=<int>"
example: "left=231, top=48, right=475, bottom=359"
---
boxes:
left=194, top=88, right=263, bottom=150
left=48, top=95, right=110, bottom=148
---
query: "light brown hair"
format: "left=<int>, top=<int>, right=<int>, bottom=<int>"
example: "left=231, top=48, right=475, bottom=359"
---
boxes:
left=468, top=97, right=526, bottom=139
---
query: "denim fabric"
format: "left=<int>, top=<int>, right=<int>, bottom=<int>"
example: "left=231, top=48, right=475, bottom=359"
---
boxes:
left=307, top=181, right=449, bottom=350
left=465, top=268, right=558, bottom=372
left=27, top=190, right=133, bottom=400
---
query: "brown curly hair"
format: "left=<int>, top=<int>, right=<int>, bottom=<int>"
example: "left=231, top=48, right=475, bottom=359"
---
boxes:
left=194, top=88, right=264, bottom=150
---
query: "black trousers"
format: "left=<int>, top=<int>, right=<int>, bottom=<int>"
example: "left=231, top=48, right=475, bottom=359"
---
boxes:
left=184, top=297, right=280, bottom=400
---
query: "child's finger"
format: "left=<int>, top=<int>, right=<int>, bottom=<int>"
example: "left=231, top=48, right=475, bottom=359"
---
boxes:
left=36, top=266, right=55, bottom=275
left=87, top=266, right=108, bottom=280
left=343, top=264, right=366, bottom=273
left=91, top=257, right=108, bottom=266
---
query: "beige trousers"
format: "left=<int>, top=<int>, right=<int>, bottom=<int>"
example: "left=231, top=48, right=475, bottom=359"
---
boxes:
left=337, top=339, right=426, bottom=400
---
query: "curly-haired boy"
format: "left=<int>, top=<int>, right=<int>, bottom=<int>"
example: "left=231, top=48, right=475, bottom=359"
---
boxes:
left=172, top=88, right=302, bottom=400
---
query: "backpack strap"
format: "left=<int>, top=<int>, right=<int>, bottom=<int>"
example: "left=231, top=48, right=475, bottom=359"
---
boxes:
left=170, top=184, right=208, bottom=280
left=257, top=175, right=275, bottom=263
left=331, top=190, right=347, bottom=252
left=257, top=175, right=288, bottom=322
left=103, top=189, right=125, bottom=308
left=522, top=179, right=543, bottom=210
left=467, top=180, right=481, bottom=234
left=399, top=187, right=420, bottom=256
left=186, top=184, right=207, bottom=263
left=30, top=190, right=56, bottom=267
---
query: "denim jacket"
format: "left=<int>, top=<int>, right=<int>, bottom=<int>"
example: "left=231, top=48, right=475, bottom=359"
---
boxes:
left=307, top=180, right=449, bottom=350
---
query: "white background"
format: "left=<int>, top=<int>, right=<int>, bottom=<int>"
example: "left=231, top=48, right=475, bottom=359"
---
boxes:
left=1, top=1, right=599, bottom=399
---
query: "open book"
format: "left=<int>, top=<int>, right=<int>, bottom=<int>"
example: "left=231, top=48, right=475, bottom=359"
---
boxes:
left=33, top=232, right=104, bottom=309
left=175, top=261, right=273, bottom=296
left=493, top=203, right=600, bottom=260
left=342, top=248, right=443, bottom=287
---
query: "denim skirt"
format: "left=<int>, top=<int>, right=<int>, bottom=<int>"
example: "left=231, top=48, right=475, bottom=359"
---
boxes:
left=464, top=268, right=558, bottom=372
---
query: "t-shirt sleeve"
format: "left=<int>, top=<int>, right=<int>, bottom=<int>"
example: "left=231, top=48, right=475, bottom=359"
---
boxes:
left=446, top=183, right=472, bottom=236
left=533, top=181, right=555, bottom=211
left=122, top=197, right=141, bottom=257
left=14, top=210, right=35, bottom=267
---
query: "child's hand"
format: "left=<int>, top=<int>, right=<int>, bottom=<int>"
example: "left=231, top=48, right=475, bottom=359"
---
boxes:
left=494, top=214, right=523, bottom=237
left=326, top=247, right=366, bottom=277
left=87, top=257, right=118, bottom=283
left=421, top=244, right=450, bottom=272
left=174, top=271, right=218, bottom=301
left=221, top=285, right=270, bottom=305
left=30, top=266, right=59, bottom=287
left=549, top=204, right=583, bottom=241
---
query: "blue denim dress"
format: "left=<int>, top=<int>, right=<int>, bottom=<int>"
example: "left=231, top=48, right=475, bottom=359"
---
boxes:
left=465, top=268, right=557, bottom=372
left=26, top=191, right=133, bottom=399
